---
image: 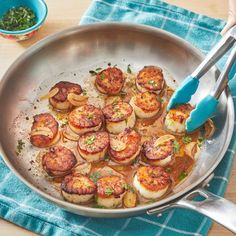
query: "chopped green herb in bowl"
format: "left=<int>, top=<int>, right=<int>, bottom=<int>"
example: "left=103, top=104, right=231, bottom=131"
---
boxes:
left=0, top=7, right=36, bottom=31
left=0, top=0, right=48, bottom=41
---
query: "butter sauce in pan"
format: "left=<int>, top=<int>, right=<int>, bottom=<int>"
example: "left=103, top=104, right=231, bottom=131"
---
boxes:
left=28, top=65, right=214, bottom=209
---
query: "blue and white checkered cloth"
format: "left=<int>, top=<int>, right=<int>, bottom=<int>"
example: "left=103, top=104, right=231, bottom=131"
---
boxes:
left=0, top=0, right=235, bottom=235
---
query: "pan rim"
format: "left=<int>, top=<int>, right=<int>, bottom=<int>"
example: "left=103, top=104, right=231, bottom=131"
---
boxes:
left=0, top=22, right=234, bottom=216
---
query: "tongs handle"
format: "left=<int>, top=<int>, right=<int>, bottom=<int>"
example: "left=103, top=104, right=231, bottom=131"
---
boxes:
left=186, top=44, right=236, bottom=132
left=191, top=26, right=236, bottom=79
left=211, top=46, right=236, bottom=99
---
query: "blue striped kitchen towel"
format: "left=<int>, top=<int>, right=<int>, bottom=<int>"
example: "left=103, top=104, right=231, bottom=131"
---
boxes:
left=0, top=0, right=235, bottom=236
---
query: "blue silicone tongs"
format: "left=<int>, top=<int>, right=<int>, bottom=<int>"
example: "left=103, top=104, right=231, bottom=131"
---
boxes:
left=168, top=26, right=236, bottom=132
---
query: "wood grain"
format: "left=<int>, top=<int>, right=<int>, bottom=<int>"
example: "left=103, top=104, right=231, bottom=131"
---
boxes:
left=0, top=0, right=235, bottom=235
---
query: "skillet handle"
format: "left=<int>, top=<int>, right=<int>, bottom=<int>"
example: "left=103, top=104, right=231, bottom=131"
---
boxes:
left=147, top=188, right=236, bottom=234
left=176, top=188, right=236, bottom=233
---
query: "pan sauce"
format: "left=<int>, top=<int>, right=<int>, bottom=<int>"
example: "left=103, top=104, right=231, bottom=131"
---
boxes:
left=19, top=66, right=210, bottom=208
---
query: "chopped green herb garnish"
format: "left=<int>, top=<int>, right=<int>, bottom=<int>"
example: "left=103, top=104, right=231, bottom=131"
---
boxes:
left=179, top=171, right=188, bottom=181
left=127, top=64, right=132, bottom=74
left=87, top=113, right=93, bottom=120
left=84, top=135, right=96, bottom=145
left=112, top=97, right=119, bottom=105
left=114, top=106, right=119, bottom=112
left=82, top=89, right=87, bottom=95
left=119, top=91, right=127, bottom=98
left=92, top=203, right=105, bottom=209
left=105, top=187, right=114, bottom=196
left=165, top=167, right=172, bottom=173
left=89, top=70, right=97, bottom=76
left=173, top=140, right=180, bottom=153
left=157, top=97, right=163, bottom=103
left=131, top=157, right=139, bottom=164
left=124, top=183, right=135, bottom=192
left=104, top=154, right=110, bottom=161
left=182, top=136, right=192, bottom=144
left=116, top=111, right=124, bottom=118
left=16, top=139, right=25, bottom=156
left=61, top=120, right=68, bottom=128
left=0, top=6, right=36, bottom=31
left=95, top=67, right=102, bottom=71
left=90, top=171, right=101, bottom=183
left=148, top=80, right=156, bottom=85
left=100, top=73, right=106, bottom=80
left=197, top=137, right=205, bottom=147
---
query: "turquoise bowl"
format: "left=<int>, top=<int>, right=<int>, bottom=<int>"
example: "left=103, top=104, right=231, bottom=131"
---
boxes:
left=0, top=0, right=48, bottom=41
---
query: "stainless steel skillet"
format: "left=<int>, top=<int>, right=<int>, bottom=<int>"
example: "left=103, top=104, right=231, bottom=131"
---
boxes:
left=0, top=23, right=235, bottom=233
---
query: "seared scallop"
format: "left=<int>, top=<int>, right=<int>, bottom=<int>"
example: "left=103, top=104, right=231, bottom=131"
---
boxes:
left=96, top=176, right=127, bottom=208
left=133, top=166, right=171, bottom=199
left=130, top=92, right=162, bottom=118
left=95, top=67, right=125, bottom=95
left=109, top=128, right=141, bottom=164
left=48, top=81, right=85, bottom=111
left=164, top=104, right=193, bottom=135
left=68, top=105, right=103, bottom=135
left=42, top=146, right=77, bottom=177
left=61, top=173, right=96, bottom=204
left=77, top=131, right=109, bottom=162
left=103, top=102, right=135, bottom=134
left=136, top=66, right=165, bottom=94
left=30, top=113, right=60, bottom=148
left=142, top=135, right=175, bottom=166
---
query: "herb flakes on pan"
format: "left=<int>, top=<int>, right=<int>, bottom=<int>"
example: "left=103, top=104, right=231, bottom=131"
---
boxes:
left=105, top=187, right=114, bottom=196
left=179, top=171, right=188, bottom=181
left=90, top=171, right=101, bottom=183
left=157, top=97, right=163, bottom=103
left=197, top=137, right=205, bottom=147
left=92, top=203, right=105, bottom=209
left=182, top=135, right=192, bottom=144
left=173, top=140, right=180, bottom=153
left=89, top=70, right=97, bottom=76
left=127, top=64, right=132, bottom=74
left=119, top=91, right=127, bottom=98
left=16, top=139, right=25, bottom=156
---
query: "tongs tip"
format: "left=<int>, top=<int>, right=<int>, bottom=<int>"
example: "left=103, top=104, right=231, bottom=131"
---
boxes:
left=167, top=76, right=199, bottom=111
left=186, top=95, right=219, bottom=132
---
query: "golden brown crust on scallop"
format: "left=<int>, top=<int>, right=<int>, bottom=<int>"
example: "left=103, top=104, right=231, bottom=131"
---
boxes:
left=68, top=105, right=103, bottom=129
left=42, top=146, right=77, bottom=176
left=78, top=131, right=109, bottom=154
left=134, top=92, right=161, bottom=112
left=95, top=67, right=125, bottom=95
left=109, top=128, right=141, bottom=161
left=143, top=138, right=174, bottom=161
left=97, top=176, right=126, bottom=198
left=30, top=113, right=59, bottom=148
left=61, top=173, right=96, bottom=195
left=103, top=102, right=133, bottom=122
left=166, top=104, right=192, bottom=124
left=136, top=166, right=171, bottom=191
left=49, top=81, right=82, bottom=103
left=136, top=66, right=164, bottom=93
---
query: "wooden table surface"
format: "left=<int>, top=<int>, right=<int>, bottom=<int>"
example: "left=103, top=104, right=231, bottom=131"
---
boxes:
left=0, top=0, right=235, bottom=235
